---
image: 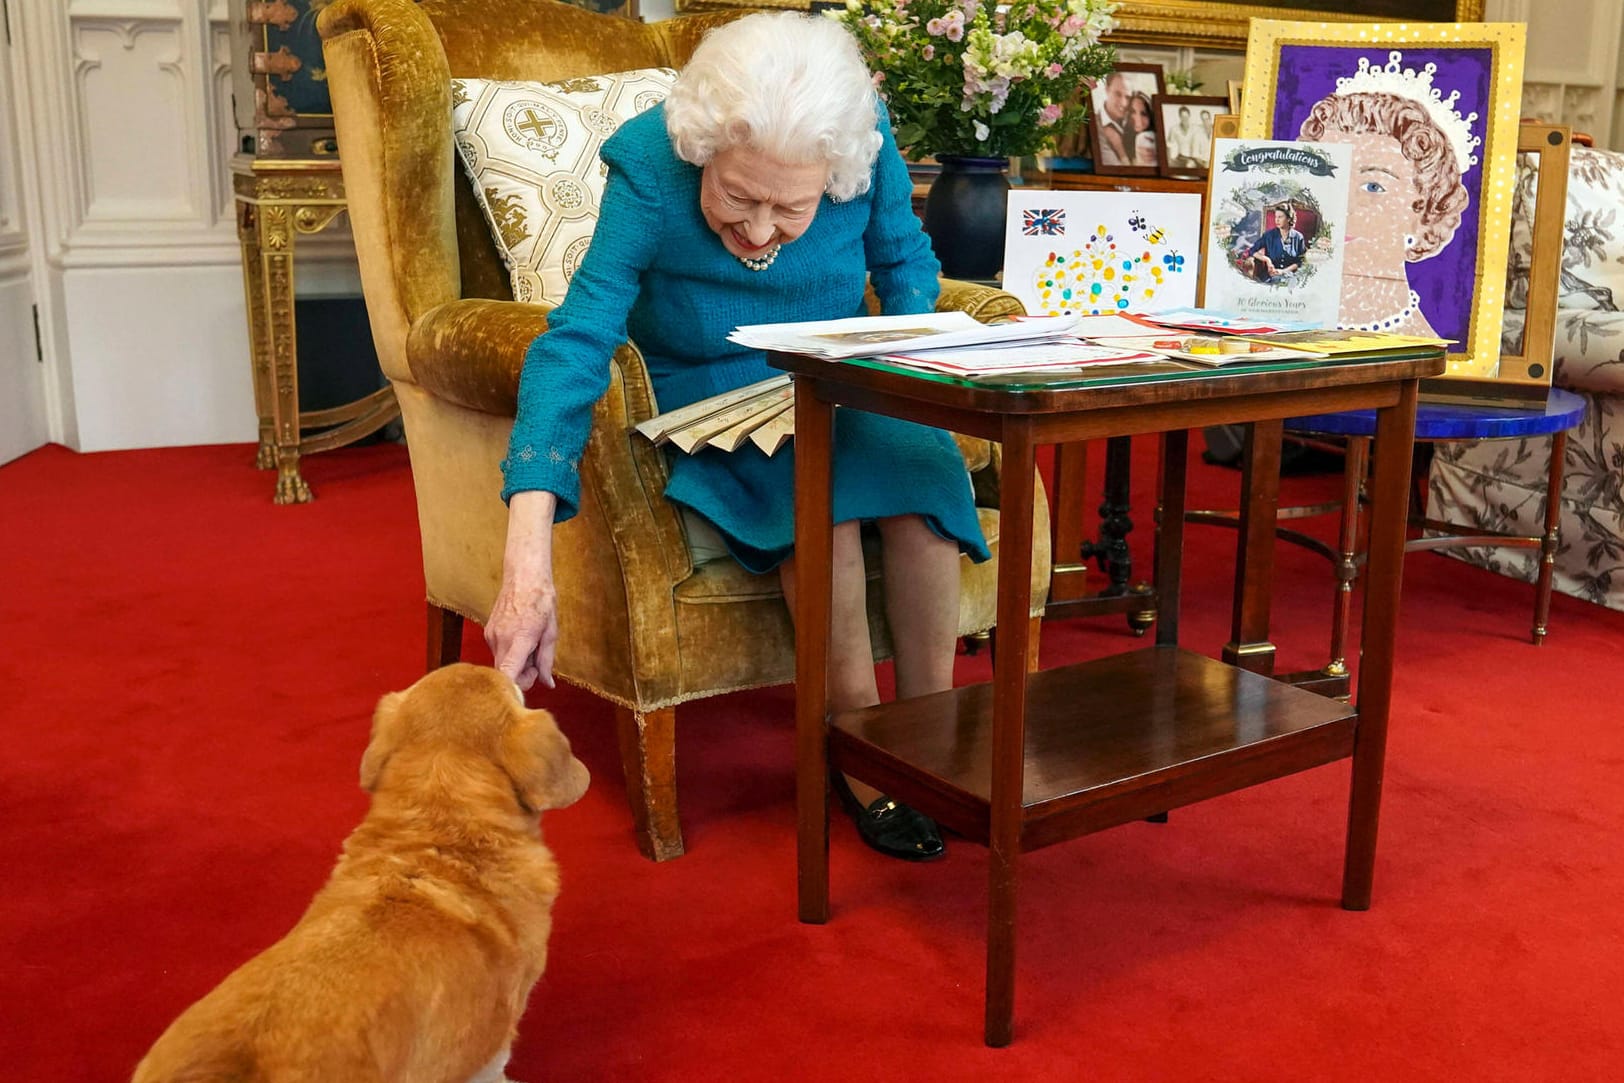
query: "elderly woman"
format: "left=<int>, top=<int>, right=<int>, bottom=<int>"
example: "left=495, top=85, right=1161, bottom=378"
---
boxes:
left=485, top=12, right=989, bottom=862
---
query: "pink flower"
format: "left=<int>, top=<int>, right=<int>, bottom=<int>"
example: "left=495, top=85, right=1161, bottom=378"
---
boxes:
left=1046, top=63, right=1063, bottom=78
left=872, top=71, right=886, bottom=85
left=1038, top=103, right=1064, bottom=126
left=922, top=44, right=935, bottom=60
left=928, top=9, right=965, bottom=41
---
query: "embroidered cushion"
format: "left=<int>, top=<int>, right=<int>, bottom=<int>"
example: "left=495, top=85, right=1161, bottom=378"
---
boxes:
left=450, top=68, right=677, bottom=306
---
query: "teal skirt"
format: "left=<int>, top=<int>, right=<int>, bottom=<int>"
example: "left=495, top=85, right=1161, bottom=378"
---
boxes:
left=663, top=410, right=991, bottom=575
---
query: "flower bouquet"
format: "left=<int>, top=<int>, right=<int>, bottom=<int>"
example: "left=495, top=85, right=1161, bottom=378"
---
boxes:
left=831, top=0, right=1118, bottom=160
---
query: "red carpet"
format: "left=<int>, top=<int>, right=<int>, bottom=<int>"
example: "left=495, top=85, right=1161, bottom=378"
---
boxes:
left=3, top=439, right=1620, bottom=1081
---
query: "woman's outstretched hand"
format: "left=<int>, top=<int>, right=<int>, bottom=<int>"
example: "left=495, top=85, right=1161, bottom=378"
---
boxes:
left=486, top=491, right=560, bottom=690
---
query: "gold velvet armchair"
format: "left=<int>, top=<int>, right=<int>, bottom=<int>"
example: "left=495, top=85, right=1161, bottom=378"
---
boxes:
left=318, top=0, right=1051, bottom=860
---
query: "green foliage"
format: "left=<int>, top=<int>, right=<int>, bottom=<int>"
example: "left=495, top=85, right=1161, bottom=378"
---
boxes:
left=831, top=0, right=1118, bottom=159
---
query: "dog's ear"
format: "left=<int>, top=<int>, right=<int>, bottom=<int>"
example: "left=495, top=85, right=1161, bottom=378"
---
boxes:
left=359, top=691, right=406, bottom=793
left=499, top=708, right=590, bottom=814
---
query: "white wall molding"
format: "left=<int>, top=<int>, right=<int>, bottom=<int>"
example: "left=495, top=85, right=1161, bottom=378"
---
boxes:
left=1514, top=0, right=1623, bottom=146
left=66, top=0, right=185, bottom=18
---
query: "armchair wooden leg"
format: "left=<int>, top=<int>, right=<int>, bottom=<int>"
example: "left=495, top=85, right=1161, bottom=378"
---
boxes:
left=427, top=603, right=463, bottom=672
left=615, top=705, right=685, bottom=861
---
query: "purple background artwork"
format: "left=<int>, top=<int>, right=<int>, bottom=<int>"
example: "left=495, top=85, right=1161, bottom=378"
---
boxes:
left=1273, top=44, right=1493, bottom=341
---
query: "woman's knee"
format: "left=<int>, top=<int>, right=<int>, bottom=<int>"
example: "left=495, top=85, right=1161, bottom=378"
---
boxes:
left=877, top=513, right=951, bottom=551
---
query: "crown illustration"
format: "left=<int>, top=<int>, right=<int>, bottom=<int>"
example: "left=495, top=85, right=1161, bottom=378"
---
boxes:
left=1335, top=51, right=1481, bottom=173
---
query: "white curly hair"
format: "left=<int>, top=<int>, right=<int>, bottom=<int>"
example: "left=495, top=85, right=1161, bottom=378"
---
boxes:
left=664, top=12, right=882, bottom=202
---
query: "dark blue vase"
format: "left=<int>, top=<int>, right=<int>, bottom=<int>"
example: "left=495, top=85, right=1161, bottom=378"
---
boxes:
left=921, top=155, right=1011, bottom=281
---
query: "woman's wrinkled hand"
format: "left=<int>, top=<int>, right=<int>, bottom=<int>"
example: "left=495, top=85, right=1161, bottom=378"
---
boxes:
left=486, top=568, right=558, bottom=690
left=485, top=490, right=560, bottom=690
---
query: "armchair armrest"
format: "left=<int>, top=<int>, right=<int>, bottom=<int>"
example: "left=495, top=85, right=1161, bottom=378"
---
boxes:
left=404, top=298, right=694, bottom=667
left=406, top=298, right=551, bottom=415
left=937, top=278, right=1025, bottom=323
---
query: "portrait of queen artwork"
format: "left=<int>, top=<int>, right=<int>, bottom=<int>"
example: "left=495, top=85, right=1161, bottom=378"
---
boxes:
left=1240, top=21, right=1527, bottom=380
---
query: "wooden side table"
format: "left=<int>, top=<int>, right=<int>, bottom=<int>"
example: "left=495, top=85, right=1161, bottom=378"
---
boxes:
left=777, top=347, right=1445, bottom=1046
left=232, top=155, right=400, bottom=504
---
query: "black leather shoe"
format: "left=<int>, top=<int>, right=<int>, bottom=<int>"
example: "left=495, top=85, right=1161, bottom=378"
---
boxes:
left=831, top=774, right=945, bottom=862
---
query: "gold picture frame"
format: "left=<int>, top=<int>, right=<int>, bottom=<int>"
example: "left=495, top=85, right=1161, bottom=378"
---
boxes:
left=1106, top=1, right=1485, bottom=49
left=1239, top=19, right=1525, bottom=381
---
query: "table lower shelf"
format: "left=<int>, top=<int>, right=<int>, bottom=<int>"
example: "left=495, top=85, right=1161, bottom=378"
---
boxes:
left=830, top=646, right=1357, bottom=852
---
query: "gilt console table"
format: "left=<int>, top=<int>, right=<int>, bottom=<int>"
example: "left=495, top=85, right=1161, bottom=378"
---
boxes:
left=775, top=344, right=1446, bottom=1046
left=232, top=155, right=399, bottom=503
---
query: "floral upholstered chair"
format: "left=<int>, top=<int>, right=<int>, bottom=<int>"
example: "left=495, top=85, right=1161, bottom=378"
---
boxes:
left=1429, top=145, right=1624, bottom=613
left=317, top=0, right=1051, bottom=860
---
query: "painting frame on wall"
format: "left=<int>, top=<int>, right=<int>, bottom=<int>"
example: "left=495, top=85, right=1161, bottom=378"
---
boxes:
left=1153, top=94, right=1227, bottom=180
left=1239, top=19, right=1526, bottom=382
left=1087, top=64, right=1165, bottom=177
left=1102, top=1, right=1485, bottom=50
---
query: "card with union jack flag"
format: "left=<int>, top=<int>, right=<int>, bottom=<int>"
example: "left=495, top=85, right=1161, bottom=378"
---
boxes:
left=1004, top=190, right=1202, bottom=317
left=1022, top=208, right=1066, bottom=236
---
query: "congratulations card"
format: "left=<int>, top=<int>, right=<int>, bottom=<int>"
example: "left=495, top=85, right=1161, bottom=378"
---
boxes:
left=1001, top=190, right=1201, bottom=317
left=1201, top=138, right=1353, bottom=328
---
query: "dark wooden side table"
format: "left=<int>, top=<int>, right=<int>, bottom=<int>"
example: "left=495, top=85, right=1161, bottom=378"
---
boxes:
left=775, top=347, right=1445, bottom=1047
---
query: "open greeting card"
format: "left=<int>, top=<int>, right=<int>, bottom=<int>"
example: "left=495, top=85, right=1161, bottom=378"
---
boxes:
left=1002, top=190, right=1202, bottom=318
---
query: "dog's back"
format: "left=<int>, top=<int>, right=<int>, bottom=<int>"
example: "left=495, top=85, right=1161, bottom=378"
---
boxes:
left=133, top=665, right=589, bottom=1083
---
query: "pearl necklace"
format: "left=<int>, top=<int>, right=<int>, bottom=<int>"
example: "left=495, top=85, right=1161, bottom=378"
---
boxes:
left=1338, top=289, right=1421, bottom=333
left=737, top=244, right=781, bottom=272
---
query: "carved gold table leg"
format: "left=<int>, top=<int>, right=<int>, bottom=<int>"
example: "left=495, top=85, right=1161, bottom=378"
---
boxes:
left=237, top=201, right=277, bottom=471
left=256, top=202, right=312, bottom=504
left=234, top=157, right=394, bottom=504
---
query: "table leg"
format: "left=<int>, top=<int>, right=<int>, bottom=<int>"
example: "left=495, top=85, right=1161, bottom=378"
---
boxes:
left=257, top=204, right=311, bottom=504
left=1533, top=430, right=1567, bottom=645
left=1082, top=436, right=1155, bottom=634
left=1046, top=442, right=1089, bottom=603
left=236, top=201, right=276, bottom=471
left=1154, top=429, right=1188, bottom=648
left=1326, top=436, right=1370, bottom=678
left=1342, top=381, right=1420, bottom=911
left=985, top=417, right=1037, bottom=1048
left=794, top=378, right=835, bottom=925
left=1223, top=420, right=1283, bottom=674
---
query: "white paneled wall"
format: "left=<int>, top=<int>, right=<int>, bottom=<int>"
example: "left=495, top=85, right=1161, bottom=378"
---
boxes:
left=0, top=0, right=48, bottom=464
left=1, top=2, right=1619, bottom=455
left=1489, top=0, right=1624, bottom=145
left=4, top=0, right=354, bottom=453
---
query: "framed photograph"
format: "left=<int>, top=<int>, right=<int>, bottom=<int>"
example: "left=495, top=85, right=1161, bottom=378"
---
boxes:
left=1153, top=95, right=1226, bottom=180
left=1240, top=19, right=1526, bottom=381
left=1226, top=80, right=1244, bottom=114
left=1087, top=64, right=1165, bottom=177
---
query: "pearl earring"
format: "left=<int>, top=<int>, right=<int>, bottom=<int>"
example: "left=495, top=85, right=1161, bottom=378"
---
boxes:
left=1404, top=233, right=1416, bottom=248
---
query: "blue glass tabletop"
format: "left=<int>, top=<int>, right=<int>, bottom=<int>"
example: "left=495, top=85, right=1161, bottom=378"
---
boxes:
left=1287, top=386, right=1586, bottom=439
